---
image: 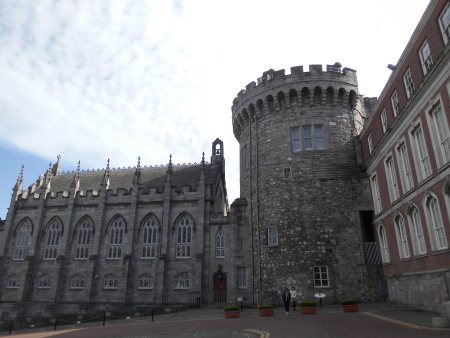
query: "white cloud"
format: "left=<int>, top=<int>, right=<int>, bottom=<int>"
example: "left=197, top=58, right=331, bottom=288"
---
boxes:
left=0, top=0, right=429, bottom=205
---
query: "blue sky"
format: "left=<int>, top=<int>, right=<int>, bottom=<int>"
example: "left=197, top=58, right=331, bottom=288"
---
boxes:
left=0, top=0, right=429, bottom=219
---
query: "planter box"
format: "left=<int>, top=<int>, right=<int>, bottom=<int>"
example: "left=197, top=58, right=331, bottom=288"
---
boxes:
left=259, top=308, right=274, bottom=317
left=342, top=304, right=358, bottom=313
left=301, top=307, right=316, bottom=315
left=224, top=311, right=240, bottom=319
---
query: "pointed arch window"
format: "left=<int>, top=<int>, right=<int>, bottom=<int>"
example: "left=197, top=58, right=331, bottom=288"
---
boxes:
left=7, top=274, right=19, bottom=289
left=378, top=225, right=390, bottom=263
left=69, top=274, right=85, bottom=289
left=425, top=196, right=448, bottom=251
left=44, top=218, right=62, bottom=260
left=141, top=215, right=159, bottom=259
left=38, top=274, right=51, bottom=289
left=173, top=272, right=190, bottom=289
left=103, top=273, right=118, bottom=289
left=107, top=216, right=124, bottom=259
left=13, top=219, right=32, bottom=261
left=407, top=206, right=427, bottom=256
left=394, top=214, right=410, bottom=259
left=138, top=273, right=154, bottom=289
left=216, top=228, right=225, bottom=258
left=75, top=217, right=92, bottom=260
left=176, top=214, right=193, bottom=258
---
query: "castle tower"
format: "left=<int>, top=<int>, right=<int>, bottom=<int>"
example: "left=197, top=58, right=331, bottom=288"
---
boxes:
left=231, top=64, right=380, bottom=303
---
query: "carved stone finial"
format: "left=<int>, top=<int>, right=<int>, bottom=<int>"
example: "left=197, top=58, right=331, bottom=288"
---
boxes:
left=201, top=152, right=205, bottom=165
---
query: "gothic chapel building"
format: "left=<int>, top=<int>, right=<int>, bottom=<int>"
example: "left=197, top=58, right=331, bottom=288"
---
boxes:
left=0, top=139, right=252, bottom=316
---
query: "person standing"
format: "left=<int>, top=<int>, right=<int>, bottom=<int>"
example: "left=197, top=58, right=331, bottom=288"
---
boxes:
left=290, top=286, right=297, bottom=311
left=282, top=288, right=291, bottom=315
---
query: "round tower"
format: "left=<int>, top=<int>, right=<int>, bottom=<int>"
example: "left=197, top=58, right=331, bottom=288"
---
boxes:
left=232, top=64, right=379, bottom=303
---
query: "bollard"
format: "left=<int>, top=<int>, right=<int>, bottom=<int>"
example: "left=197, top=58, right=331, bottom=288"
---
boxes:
left=8, top=320, right=13, bottom=335
left=151, top=308, right=154, bottom=322
left=54, top=318, right=57, bottom=331
left=103, top=311, right=106, bottom=326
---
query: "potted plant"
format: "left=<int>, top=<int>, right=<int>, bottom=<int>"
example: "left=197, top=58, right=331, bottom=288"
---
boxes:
left=341, top=300, right=358, bottom=312
left=258, top=304, right=274, bottom=317
left=300, top=301, right=317, bottom=314
left=224, top=305, right=240, bottom=318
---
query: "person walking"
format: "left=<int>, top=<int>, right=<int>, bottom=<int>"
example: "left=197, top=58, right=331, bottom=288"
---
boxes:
left=290, top=286, right=297, bottom=311
left=282, top=288, right=291, bottom=315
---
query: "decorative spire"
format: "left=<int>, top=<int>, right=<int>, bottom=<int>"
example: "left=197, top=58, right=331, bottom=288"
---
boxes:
left=14, top=165, right=24, bottom=193
left=101, top=158, right=111, bottom=189
left=166, top=154, right=173, bottom=184
left=71, top=160, right=81, bottom=191
left=133, top=156, right=141, bottom=186
left=201, top=152, right=205, bottom=165
left=52, top=154, right=62, bottom=175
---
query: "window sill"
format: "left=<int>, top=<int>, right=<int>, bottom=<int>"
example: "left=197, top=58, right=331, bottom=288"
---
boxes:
left=413, top=253, right=428, bottom=259
left=103, top=288, right=118, bottom=291
left=141, top=257, right=157, bottom=260
left=432, top=248, right=449, bottom=256
left=176, top=257, right=191, bottom=259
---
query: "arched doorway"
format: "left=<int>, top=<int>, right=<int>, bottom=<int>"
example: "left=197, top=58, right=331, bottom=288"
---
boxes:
left=213, top=265, right=227, bottom=303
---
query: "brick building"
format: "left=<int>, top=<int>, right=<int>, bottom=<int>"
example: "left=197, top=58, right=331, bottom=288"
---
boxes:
left=359, top=0, right=450, bottom=316
left=0, top=139, right=253, bottom=317
left=231, top=64, right=383, bottom=304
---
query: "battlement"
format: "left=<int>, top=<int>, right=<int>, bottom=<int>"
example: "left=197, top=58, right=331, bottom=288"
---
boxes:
left=232, top=64, right=357, bottom=111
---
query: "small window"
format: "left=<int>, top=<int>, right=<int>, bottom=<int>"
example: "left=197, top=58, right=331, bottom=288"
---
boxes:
left=391, top=91, right=400, bottom=117
left=267, top=226, right=278, bottom=247
left=7, top=274, right=19, bottom=289
left=315, top=126, right=325, bottom=149
left=173, top=272, right=190, bottom=289
left=381, top=109, right=388, bottom=133
left=419, top=40, right=433, bottom=75
left=215, top=228, right=225, bottom=258
left=368, top=133, right=373, bottom=155
left=403, top=68, right=415, bottom=99
left=313, top=266, right=329, bottom=287
left=284, top=168, right=291, bottom=179
left=38, top=275, right=51, bottom=289
left=138, top=273, right=154, bottom=289
left=291, top=127, right=301, bottom=152
left=303, top=126, right=312, bottom=150
left=103, top=274, right=118, bottom=289
left=439, top=2, right=450, bottom=44
left=69, top=274, right=85, bottom=289
left=237, top=267, right=247, bottom=288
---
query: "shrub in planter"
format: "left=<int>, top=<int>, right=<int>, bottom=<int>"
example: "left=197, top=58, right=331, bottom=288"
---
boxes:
left=224, top=305, right=240, bottom=318
left=300, top=301, right=317, bottom=315
left=258, top=304, right=274, bottom=317
left=341, top=300, right=358, bottom=312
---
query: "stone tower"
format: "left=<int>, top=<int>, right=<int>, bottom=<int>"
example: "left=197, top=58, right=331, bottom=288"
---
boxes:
left=231, top=64, right=381, bottom=303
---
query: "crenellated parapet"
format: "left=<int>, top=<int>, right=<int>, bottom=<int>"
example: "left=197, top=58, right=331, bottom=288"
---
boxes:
left=231, top=63, right=361, bottom=141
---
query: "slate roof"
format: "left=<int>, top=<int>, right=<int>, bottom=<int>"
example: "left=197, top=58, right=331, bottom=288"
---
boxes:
left=48, top=164, right=217, bottom=193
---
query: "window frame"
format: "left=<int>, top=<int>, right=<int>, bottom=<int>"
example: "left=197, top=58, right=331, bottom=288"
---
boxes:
left=138, top=273, right=154, bottom=290
left=173, top=272, right=190, bottom=290
left=396, top=140, right=414, bottom=193
left=74, top=218, right=92, bottom=260
left=237, top=267, right=247, bottom=288
left=368, top=133, right=373, bottom=155
left=44, top=219, right=62, bottom=260
left=403, top=68, right=415, bottom=99
left=267, top=226, right=278, bottom=247
left=107, top=216, right=125, bottom=260
left=291, top=127, right=301, bottom=152
left=176, top=214, right=193, bottom=259
left=410, top=121, right=432, bottom=182
left=313, top=266, right=329, bottom=288
left=370, top=173, right=382, bottom=214
left=315, top=125, right=325, bottom=150
left=384, top=154, right=400, bottom=202
left=69, top=274, right=85, bottom=289
left=407, top=206, right=427, bottom=256
left=215, top=228, right=225, bottom=258
left=303, top=126, right=313, bottom=150
left=103, top=274, right=119, bottom=290
left=378, top=224, right=391, bottom=263
left=424, top=195, right=448, bottom=251
left=381, top=109, right=388, bottom=133
left=391, top=91, right=400, bottom=118
left=438, top=2, right=450, bottom=45
left=426, top=100, right=450, bottom=168
left=419, top=40, right=433, bottom=75
left=13, top=219, right=32, bottom=261
left=394, top=214, right=410, bottom=259
left=141, top=215, right=159, bottom=259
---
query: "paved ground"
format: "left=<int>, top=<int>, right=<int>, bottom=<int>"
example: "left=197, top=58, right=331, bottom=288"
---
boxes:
left=2, top=303, right=449, bottom=338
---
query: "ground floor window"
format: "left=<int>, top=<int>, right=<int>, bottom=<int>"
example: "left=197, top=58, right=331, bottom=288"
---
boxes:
left=313, top=266, right=329, bottom=287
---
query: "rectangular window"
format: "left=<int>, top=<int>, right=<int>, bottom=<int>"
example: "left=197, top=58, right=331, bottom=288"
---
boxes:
left=385, top=156, right=400, bottom=202
left=315, top=125, right=324, bottom=149
left=439, top=2, right=450, bottom=44
left=428, top=102, right=450, bottom=167
left=313, top=266, right=329, bottom=287
left=237, top=267, right=247, bottom=288
left=267, top=226, right=278, bottom=247
left=411, top=124, right=432, bottom=182
left=391, top=91, right=400, bottom=117
left=291, top=127, right=301, bottom=152
left=419, top=40, right=433, bottom=75
left=403, top=68, right=415, bottom=99
left=396, top=142, right=414, bottom=192
left=370, top=174, right=381, bottom=214
left=381, top=109, right=388, bottom=133
left=368, top=133, right=373, bottom=155
left=303, top=126, right=312, bottom=150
